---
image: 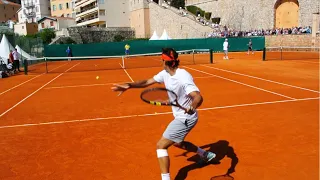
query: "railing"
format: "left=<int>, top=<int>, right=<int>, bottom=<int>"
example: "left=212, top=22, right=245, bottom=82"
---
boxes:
left=76, top=5, right=98, bottom=15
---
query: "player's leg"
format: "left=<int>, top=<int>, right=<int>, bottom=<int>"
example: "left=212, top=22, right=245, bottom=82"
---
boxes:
left=156, top=137, right=175, bottom=180
left=226, top=50, right=229, bottom=59
left=172, top=118, right=216, bottom=161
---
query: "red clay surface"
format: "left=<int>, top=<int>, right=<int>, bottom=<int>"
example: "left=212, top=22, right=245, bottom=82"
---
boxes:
left=0, top=52, right=319, bottom=180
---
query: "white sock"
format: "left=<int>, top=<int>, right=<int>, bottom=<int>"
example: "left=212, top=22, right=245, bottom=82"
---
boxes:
left=161, top=173, right=170, bottom=180
left=197, top=147, right=206, bottom=157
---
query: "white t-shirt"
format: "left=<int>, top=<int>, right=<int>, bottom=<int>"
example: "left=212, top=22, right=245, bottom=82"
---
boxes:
left=153, top=68, right=199, bottom=120
left=12, top=51, right=19, bottom=60
left=223, top=42, right=229, bottom=50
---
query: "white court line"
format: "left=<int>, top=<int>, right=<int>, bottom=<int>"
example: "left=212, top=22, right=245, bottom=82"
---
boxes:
left=193, top=76, right=214, bottom=79
left=43, top=76, right=214, bottom=90
left=0, top=63, right=69, bottom=96
left=0, top=97, right=318, bottom=129
left=119, top=63, right=134, bottom=82
left=183, top=66, right=296, bottom=100
left=200, top=65, right=320, bottom=93
left=0, top=63, right=80, bottom=118
left=45, top=82, right=127, bottom=89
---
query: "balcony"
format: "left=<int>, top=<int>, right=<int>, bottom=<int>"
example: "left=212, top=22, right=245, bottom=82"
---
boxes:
left=76, top=6, right=98, bottom=17
left=77, top=17, right=99, bottom=26
left=24, top=2, right=35, bottom=9
left=75, top=0, right=96, bottom=8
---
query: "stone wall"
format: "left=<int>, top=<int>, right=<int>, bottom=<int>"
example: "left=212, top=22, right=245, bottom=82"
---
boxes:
left=67, top=27, right=135, bottom=44
left=187, top=0, right=319, bottom=30
left=265, top=34, right=320, bottom=47
left=149, top=2, right=213, bottom=39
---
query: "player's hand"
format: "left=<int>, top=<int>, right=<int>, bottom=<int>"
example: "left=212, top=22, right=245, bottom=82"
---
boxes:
left=111, top=83, right=131, bottom=96
left=185, top=106, right=196, bottom=115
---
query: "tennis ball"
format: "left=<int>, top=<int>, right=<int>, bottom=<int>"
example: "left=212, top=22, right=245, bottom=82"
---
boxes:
left=155, top=112, right=157, bottom=114
left=96, top=76, right=99, bottom=80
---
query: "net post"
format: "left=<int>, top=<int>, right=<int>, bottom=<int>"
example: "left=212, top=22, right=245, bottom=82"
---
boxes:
left=262, top=48, right=266, bottom=61
left=280, top=46, right=283, bottom=60
left=121, top=56, right=125, bottom=69
left=24, top=59, right=28, bottom=75
left=45, top=57, right=48, bottom=73
left=192, top=49, right=195, bottom=64
left=210, top=49, right=213, bottom=63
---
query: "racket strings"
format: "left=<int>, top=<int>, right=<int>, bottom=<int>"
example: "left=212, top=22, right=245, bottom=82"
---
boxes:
left=141, top=90, right=170, bottom=102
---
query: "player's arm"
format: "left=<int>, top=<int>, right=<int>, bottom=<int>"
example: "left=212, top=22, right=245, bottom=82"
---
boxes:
left=128, top=78, right=157, bottom=88
left=185, top=91, right=203, bottom=114
left=111, top=78, right=157, bottom=95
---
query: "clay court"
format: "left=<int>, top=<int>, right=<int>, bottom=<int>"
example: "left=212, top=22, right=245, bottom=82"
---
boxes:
left=0, top=51, right=318, bottom=179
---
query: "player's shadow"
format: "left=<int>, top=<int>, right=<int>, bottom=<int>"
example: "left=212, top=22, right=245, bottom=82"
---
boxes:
left=174, top=140, right=239, bottom=180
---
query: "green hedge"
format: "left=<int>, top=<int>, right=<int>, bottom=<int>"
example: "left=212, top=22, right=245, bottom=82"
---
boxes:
left=205, top=12, right=212, bottom=20
left=186, top=5, right=205, bottom=17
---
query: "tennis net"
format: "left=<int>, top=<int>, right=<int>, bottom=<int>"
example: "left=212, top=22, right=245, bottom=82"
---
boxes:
left=24, top=49, right=212, bottom=74
left=264, top=46, right=319, bottom=61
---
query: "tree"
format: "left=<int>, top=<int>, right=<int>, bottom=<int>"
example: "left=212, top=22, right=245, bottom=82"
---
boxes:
left=113, top=34, right=125, bottom=42
left=39, top=28, right=56, bottom=44
left=170, top=0, right=185, bottom=9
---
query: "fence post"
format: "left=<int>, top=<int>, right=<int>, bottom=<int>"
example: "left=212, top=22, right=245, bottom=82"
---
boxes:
left=24, top=59, right=28, bottom=75
left=210, top=49, right=213, bottom=63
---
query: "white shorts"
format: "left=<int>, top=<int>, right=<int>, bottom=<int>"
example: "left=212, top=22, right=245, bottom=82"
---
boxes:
left=163, top=118, right=198, bottom=143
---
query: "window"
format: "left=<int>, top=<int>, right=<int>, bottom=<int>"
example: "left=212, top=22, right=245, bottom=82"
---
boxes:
left=66, top=14, right=69, bottom=17
left=22, top=26, right=24, bottom=29
left=36, top=6, right=39, bottom=12
left=50, top=21, right=54, bottom=26
left=52, top=5, right=56, bottom=11
left=59, top=4, right=63, bottom=10
left=66, top=3, right=69, bottom=9
left=4, top=14, right=6, bottom=18
left=13, top=14, right=15, bottom=18
left=99, top=10, right=105, bottom=16
left=48, top=7, right=51, bottom=11
left=98, top=0, right=104, bottom=4
left=3, top=6, right=5, bottom=9
left=41, top=23, right=44, bottom=28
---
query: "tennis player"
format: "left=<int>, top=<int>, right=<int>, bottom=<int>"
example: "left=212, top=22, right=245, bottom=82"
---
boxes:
left=112, top=48, right=216, bottom=180
left=247, top=39, right=254, bottom=55
left=124, top=44, right=130, bottom=57
left=223, top=38, right=229, bottom=60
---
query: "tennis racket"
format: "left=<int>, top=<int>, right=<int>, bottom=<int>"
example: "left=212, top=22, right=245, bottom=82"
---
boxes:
left=140, top=87, right=187, bottom=111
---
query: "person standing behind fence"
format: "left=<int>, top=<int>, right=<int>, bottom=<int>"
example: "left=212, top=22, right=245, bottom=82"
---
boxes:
left=247, top=39, right=254, bottom=55
left=223, top=39, right=229, bottom=60
left=66, top=46, right=73, bottom=61
left=12, top=48, right=22, bottom=72
left=124, top=44, right=130, bottom=58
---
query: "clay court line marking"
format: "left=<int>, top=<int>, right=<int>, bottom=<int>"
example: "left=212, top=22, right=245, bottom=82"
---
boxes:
left=43, top=76, right=214, bottom=90
left=0, top=63, right=80, bottom=118
left=200, top=65, right=320, bottom=93
left=119, top=63, right=134, bottom=82
left=184, top=66, right=296, bottom=100
left=44, top=82, right=127, bottom=89
left=0, top=63, right=69, bottom=96
left=0, top=97, right=318, bottom=129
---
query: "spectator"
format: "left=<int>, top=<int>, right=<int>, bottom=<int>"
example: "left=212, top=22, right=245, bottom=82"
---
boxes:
left=12, top=48, right=22, bottom=72
left=66, top=46, right=73, bottom=61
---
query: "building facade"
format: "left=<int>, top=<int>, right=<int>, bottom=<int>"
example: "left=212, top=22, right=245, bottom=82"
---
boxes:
left=129, top=0, right=150, bottom=38
left=50, top=0, right=74, bottom=18
left=0, top=0, right=21, bottom=22
left=37, top=16, right=76, bottom=31
left=74, top=0, right=130, bottom=27
left=17, top=0, right=51, bottom=23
